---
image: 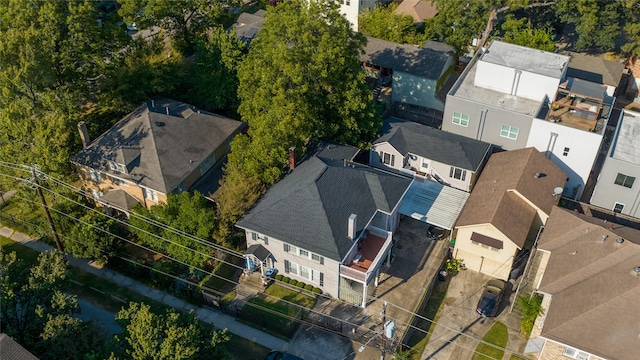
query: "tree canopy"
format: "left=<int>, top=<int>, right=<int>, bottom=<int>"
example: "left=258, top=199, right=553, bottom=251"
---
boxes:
left=111, top=302, right=229, bottom=360
left=129, top=192, right=217, bottom=268
left=499, top=14, right=555, bottom=51
left=358, top=4, right=421, bottom=45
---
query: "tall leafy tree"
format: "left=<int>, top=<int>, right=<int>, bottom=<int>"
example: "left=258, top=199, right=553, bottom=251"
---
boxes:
left=555, top=0, right=623, bottom=51
left=499, top=14, right=555, bottom=51
left=65, top=212, right=126, bottom=264
left=128, top=192, right=217, bottom=268
left=359, top=4, right=419, bottom=44
left=189, top=26, right=246, bottom=111
left=117, top=0, right=238, bottom=53
left=235, top=0, right=379, bottom=184
left=111, top=302, right=229, bottom=360
left=0, top=250, right=78, bottom=348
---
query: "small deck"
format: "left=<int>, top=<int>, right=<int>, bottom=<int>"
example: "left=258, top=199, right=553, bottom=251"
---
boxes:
left=345, top=233, right=386, bottom=273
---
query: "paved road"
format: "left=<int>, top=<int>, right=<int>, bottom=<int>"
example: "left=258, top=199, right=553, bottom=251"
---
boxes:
left=76, top=299, right=121, bottom=336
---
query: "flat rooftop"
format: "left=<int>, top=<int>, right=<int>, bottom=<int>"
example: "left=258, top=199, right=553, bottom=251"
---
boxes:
left=482, top=41, right=570, bottom=79
left=611, top=110, right=640, bottom=163
left=449, top=57, right=542, bottom=117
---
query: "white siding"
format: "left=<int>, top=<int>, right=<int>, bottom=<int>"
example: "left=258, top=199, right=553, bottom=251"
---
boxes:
left=453, top=225, right=520, bottom=281
left=475, top=61, right=559, bottom=101
left=339, top=0, right=376, bottom=31
left=369, top=143, right=404, bottom=172
left=526, top=120, right=602, bottom=199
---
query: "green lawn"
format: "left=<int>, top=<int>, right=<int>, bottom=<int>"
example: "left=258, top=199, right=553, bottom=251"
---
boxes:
left=472, top=321, right=508, bottom=360
left=1, top=236, right=271, bottom=360
left=264, top=283, right=317, bottom=308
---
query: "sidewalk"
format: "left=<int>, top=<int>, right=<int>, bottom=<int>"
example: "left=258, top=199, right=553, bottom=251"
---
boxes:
left=0, top=225, right=288, bottom=352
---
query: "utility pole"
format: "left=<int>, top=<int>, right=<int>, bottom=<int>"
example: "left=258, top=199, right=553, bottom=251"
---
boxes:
left=32, top=167, right=64, bottom=253
left=381, top=301, right=387, bottom=360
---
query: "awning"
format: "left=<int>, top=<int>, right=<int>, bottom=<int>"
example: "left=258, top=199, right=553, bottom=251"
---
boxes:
left=245, top=244, right=271, bottom=263
left=398, top=179, right=469, bottom=230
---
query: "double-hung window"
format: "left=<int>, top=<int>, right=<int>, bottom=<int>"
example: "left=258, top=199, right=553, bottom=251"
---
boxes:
left=500, top=125, right=519, bottom=140
left=380, top=152, right=395, bottom=166
left=452, top=112, right=469, bottom=127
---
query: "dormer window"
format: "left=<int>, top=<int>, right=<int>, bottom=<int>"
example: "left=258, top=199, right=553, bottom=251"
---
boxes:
left=108, top=161, right=127, bottom=174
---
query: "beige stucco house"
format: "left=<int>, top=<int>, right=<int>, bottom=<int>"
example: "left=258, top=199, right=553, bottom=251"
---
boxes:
left=526, top=206, right=640, bottom=360
left=71, top=97, right=243, bottom=213
left=453, top=148, right=566, bottom=280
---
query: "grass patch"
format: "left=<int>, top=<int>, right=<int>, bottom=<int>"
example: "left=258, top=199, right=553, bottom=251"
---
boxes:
left=225, top=333, right=271, bottom=360
left=472, top=321, right=508, bottom=360
left=510, top=355, right=528, bottom=360
left=240, top=292, right=306, bottom=339
left=405, top=280, right=449, bottom=359
left=264, top=283, right=317, bottom=309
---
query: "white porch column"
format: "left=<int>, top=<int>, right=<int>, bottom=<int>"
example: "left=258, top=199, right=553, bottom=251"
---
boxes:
left=361, top=282, right=367, bottom=308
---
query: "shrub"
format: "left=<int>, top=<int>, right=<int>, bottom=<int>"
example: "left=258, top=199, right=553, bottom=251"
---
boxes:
left=289, top=279, right=298, bottom=286
left=275, top=274, right=283, bottom=281
left=296, top=282, right=305, bottom=288
left=516, top=294, right=544, bottom=337
left=445, top=258, right=464, bottom=275
left=312, top=287, right=322, bottom=294
left=304, top=284, right=313, bottom=291
left=282, top=276, right=290, bottom=283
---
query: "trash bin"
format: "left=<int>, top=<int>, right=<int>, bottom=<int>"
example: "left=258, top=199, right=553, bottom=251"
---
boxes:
left=438, top=269, right=448, bottom=281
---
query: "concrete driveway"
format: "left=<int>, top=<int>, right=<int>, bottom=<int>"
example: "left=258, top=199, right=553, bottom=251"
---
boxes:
left=287, top=216, right=449, bottom=360
left=421, top=270, right=527, bottom=359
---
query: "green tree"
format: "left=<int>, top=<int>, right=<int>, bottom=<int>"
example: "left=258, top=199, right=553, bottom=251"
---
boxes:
left=189, top=26, right=246, bottom=111
left=359, top=4, right=419, bottom=44
left=235, top=0, right=379, bottom=184
left=117, top=0, right=237, bottom=53
left=66, top=212, right=126, bottom=264
left=516, top=294, right=543, bottom=337
left=0, top=250, right=78, bottom=348
left=129, top=192, right=217, bottom=268
left=425, top=0, right=502, bottom=54
left=555, top=0, right=623, bottom=51
left=36, top=316, right=106, bottom=360
left=500, top=14, right=555, bottom=51
left=112, top=302, right=229, bottom=360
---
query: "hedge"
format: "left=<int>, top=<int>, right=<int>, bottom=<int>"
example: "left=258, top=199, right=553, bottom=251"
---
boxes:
left=289, top=279, right=298, bottom=286
left=312, top=287, right=322, bottom=294
left=275, top=274, right=283, bottom=281
left=304, top=284, right=313, bottom=291
left=296, top=282, right=305, bottom=288
left=282, top=276, right=290, bottom=283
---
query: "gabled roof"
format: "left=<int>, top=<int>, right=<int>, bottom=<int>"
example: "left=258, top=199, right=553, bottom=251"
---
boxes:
left=456, top=148, right=566, bottom=247
left=233, top=9, right=266, bottom=44
left=374, top=118, right=492, bottom=172
left=0, top=334, right=39, bottom=360
left=564, top=51, right=624, bottom=88
left=537, top=207, right=640, bottom=360
left=394, top=0, right=438, bottom=23
left=71, top=98, right=243, bottom=194
left=236, top=143, right=412, bottom=261
left=361, top=36, right=454, bottom=80
left=99, top=189, right=140, bottom=211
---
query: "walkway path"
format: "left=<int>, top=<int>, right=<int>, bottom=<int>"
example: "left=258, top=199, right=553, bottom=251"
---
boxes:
left=0, top=225, right=288, bottom=352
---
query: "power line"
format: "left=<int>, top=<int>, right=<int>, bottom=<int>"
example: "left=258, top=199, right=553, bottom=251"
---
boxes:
left=0, top=165, right=529, bottom=358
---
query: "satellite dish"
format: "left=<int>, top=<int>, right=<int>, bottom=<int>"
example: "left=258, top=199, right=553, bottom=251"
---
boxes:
left=553, top=187, right=563, bottom=196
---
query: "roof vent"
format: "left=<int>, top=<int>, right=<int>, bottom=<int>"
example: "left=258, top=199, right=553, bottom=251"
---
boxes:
left=616, top=237, right=624, bottom=245
left=633, top=266, right=640, bottom=275
left=600, top=235, right=608, bottom=244
left=534, top=172, right=541, bottom=178
left=154, top=121, right=165, bottom=127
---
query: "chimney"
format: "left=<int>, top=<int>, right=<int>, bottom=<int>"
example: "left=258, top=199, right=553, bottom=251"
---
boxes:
left=348, top=214, right=357, bottom=241
left=288, top=147, right=296, bottom=170
left=77, top=121, right=90, bottom=148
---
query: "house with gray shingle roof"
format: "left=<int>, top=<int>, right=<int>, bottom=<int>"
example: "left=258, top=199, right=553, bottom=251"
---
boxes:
left=232, top=9, right=266, bottom=46
left=0, top=333, right=38, bottom=360
left=453, top=148, right=566, bottom=280
left=361, top=36, right=455, bottom=112
left=370, top=118, right=493, bottom=191
left=71, top=97, right=243, bottom=212
left=236, top=142, right=412, bottom=307
left=526, top=206, right=640, bottom=360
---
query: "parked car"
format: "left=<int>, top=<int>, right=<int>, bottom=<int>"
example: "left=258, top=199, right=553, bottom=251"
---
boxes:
left=265, top=350, right=304, bottom=360
left=476, top=279, right=506, bottom=317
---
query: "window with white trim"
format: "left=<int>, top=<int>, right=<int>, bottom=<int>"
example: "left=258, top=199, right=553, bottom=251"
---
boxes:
left=613, top=202, right=624, bottom=213
left=284, top=243, right=324, bottom=264
left=284, top=260, right=322, bottom=284
left=380, top=152, right=395, bottom=166
left=452, top=112, right=469, bottom=127
left=500, top=124, right=519, bottom=140
left=143, top=188, right=158, bottom=202
left=562, top=347, right=589, bottom=359
left=449, top=166, right=466, bottom=181
left=614, top=173, right=635, bottom=188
